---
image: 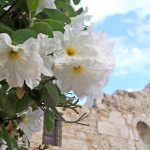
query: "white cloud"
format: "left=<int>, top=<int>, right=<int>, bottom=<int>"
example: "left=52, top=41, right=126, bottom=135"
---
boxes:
left=113, top=45, right=150, bottom=76
left=127, top=17, right=150, bottom=43
left=127, top=88, right=134, bottom=92
left=80, top=0, right=150, bottom=21
left=127, top=88, right=139, bottom=92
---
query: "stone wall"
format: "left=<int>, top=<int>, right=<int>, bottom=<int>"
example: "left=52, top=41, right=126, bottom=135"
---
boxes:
left=30, top=86, right=150, bottom=150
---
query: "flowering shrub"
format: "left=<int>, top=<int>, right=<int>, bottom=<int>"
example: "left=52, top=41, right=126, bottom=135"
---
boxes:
left=0, top=0, right=114, bottom=149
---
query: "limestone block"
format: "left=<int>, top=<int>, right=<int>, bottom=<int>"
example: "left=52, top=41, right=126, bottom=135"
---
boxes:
left=97, top=103, right=107, bottom=109
left=109, top=111, right=125, bottom=126
left=132, top=127, right=140, bottom=140
left=97, top=109, right=109, bottom=119
left=62, top=139, right=88, bottom=150
left=118, top=139, right=128, bottom=150
left=118, top=125, right=129, bottom=139
left=129, top=128, right=135, bottom=140
left=98, top=121, right=117, bottom=136
left=74, top=131, right=86, bottom=140
left=109, top=111, right=129, bottom=138
left=109, top=137, right=128, bottom=150
left=109, top=137, right=119, bottom=149
left=127, top=114, right=133, bottom=125
left=128, top=140, right=138, bottom=150
left=100, top=116, right=109, bottom=121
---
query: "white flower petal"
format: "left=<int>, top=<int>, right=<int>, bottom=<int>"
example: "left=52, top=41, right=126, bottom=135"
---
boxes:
left=37, top=33, right=61, bottom=77
left=19, top=107, right=43, bottom=139
left=0, top=140, right=8, bottom=150
left=0, top=33, right=12, bottom=50
left=53, top=57, right=113, bottom=98
left=0, top=34, right=46, bottom=89
left=36, top=0, right=56, bottom=14
left=71, top=7, right=92, bottom=30
left=53, top=25, right=100, bottom=58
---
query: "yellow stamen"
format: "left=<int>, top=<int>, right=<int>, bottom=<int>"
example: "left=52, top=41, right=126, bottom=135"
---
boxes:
left=73, top=65, right=84, bottom=74
left=66, top=47, right=76, bottom=56
left=8, top=51, right=20, bottom=60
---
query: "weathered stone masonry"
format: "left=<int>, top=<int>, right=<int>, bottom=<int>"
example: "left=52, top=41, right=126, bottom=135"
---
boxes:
left=30, top=86, right=150, bottom=150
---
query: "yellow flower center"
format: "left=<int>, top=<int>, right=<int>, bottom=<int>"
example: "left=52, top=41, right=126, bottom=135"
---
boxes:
left=66, top=47, right=76, bottom=56
left=73, top=65, right=84, bottom=74
left=8, top=50, right=20, bottom=60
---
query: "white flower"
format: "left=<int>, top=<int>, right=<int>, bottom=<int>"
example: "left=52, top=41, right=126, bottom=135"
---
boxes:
left=0, top=33, right=46, bottom=89
left=37, top=33, right=61, bottom=76
left=53, top=57, right=113, bottom=98
left=19, top=107, right=43, bottom=139
left=17, top=135, right=29, bottom=149
left=71, top=7, right=92, bottom=30
left=90, top=31, right=115, bottom=66
left=54, top=25, right=115, bottom=64
left=53, top=26, right=115, bottom=99
left=36, top=0, right=56, bottom=14
left=54, top=25, right=99, bottom=58
left=0, top=140, right=7, bottom=150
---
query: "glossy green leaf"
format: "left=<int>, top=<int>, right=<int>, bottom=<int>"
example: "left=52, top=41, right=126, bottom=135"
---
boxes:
left=1, top=126, right=13, bottom=150
left=27, top=0, right=40, bottom=12
left=14, top=94, right=30, bottom=113
left=31, top=22, right=53, bottom=37
left=1, top=125, right=19, bottom=150
left=76, top=7, right=83, bottom=15
left=44, top=109, right=55, bottom=132
left=0, top=23, right=13, bottom=35
left=42, top=81, right=61, bottom=107
left=64, top=0, right=70, bottom=3
left=37, top=9, right=71, bottom=24
left=0, top=91, right=15, bottom=118
left=0, top=0, right=7, bottom=5
left=41, top=19, right=64, bottom=32
left=11, top=29, right=38, bottom=44
left=55, top=1, right=77, bottom=17
left=73, top=0, right=80, bottom=5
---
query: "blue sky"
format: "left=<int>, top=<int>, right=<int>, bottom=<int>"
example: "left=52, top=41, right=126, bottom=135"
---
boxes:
left=80, top=0, right=150, bottom=93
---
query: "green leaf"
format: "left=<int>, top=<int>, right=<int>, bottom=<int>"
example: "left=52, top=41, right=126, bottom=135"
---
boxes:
left=73, top=0, right=80, bottom=5
left=27, top=0, right=40, bottom=12
left=41, top=19, right=64, bottom=32
left=0, top=91, right=15, bottom=118
left=11, top=29, right=38, bottom=44
left=55, top=1, right=77, bottom=17
left=76, top=7, right=83, bottom=15
left=0, top=80, right=9, bottom=91
left=41, top=81, right=61, bottom=107
left=14, top=94, right=30, bottom=113
left=59, top=95, right=67, bottom=103
left=31, top=22, right=53, bottom=37
left=1, top=125, right=20, bottom=150
left=0, top=0, right=7, bottom=5
left=37, top=9, right=71, bottom=24
left=10, top=138, right=19, bottom=150
left=0, top=23, right=13, bottom=35
left=44, top=109, right=55, bottom=132
left=64, top=0, right=70, bottom=3
left=1, top=126, right=13, bottom=150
